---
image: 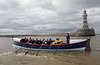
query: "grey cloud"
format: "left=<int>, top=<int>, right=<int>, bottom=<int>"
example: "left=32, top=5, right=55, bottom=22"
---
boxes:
left=0, top=0, right=100, bottom=34
left=78, top=0, right=100, bottom=8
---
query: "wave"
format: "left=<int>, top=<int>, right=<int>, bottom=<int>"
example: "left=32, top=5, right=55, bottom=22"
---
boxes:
left=0, top=52, right=13, bottom=56
left=15, top=52, right=47, bottom=58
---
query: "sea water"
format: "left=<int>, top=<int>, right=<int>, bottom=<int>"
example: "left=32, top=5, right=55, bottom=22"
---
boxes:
left=0, top=35, right=100, bottom=65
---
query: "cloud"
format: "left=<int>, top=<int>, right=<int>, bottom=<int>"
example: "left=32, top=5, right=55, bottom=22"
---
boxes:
left=0, top=0, right=100, bottom=34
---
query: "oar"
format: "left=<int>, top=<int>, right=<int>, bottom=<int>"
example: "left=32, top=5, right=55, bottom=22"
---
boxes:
left=46, top=42, right=53, bottom=56
left=15, top=41, right=29, bottom=53
left=53, top=41, right=62, bottom=55
left=36, top=42, right=44, bottom=56
left=25, top=42, right=36, bottom=55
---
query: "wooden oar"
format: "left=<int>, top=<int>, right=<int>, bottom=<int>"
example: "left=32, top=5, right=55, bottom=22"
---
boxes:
left=53, top=41, right=62, bottom=55
left=46, top=42, right=53, bottom=56
left=15, top=41, right=29, bottom=53
left=25, top=42, right=36, bottom=55
left=36, top=42, right=44, bottom=56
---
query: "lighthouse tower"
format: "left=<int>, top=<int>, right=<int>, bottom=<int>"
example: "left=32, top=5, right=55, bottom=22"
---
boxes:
left=76, top=10, right=95, bottom=36
left=82, top=10, right=89, bottom=30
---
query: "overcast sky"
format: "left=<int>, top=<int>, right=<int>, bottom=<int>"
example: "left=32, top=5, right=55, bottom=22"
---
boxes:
left=0, top=0, right=100, bottom=35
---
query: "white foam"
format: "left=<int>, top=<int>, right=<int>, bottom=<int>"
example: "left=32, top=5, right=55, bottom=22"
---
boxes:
left=16, top=53, right=25, bottom=56
left=13, top=38, right=21, bottom=42
left=15, top=53, right=47, bottom=58
left=0, top=52, right=13, bottom=56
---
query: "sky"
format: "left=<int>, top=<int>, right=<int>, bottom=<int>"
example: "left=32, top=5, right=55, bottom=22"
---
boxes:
left=0, top=0, right=100, bottom=35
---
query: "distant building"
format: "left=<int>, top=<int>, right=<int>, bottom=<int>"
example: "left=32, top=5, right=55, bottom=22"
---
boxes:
left=76, top=10, right=95, bottom=36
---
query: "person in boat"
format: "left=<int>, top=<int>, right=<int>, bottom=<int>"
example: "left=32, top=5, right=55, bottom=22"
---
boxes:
left=66, top=33, right=70, bottom=44
left=39, top=39, right=43, bottom=44
left=32, top=38, right=35, bottom=44
left=35, top=38, right=40, bottom=44
left=47, top=38, right=54, bottom=45
left=55, top=38, right=62, bottom=44
left=46, top=39, right=48, bottom=42
left=29, top=37, right=32, bottom=43
left=20, top=37, right=27, bottom=42
left=25, top=38, right=28, bottom=43
left=45, top=39, right=48, bottom=44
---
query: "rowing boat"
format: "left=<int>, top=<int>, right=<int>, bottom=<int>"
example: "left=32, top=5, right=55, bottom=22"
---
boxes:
left=12, top=38, right=88, bottom=51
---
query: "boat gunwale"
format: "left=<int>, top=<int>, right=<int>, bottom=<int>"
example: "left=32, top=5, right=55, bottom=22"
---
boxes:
left=14, top=39, right=88, bottom=46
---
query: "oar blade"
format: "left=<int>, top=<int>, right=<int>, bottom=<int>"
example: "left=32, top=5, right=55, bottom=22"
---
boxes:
left=36, top=42, right=44, bottom=56
left=25, top=50, right=29, bottom=55
left=24, top=43, right=36, bottom=55
left=36, top=52, right=39, bottom=56
left=15, top=48, right=21, bottom=53
left=46, top=43, right=53, bottom=56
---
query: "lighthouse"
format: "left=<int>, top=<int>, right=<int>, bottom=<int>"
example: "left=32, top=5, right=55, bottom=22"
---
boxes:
left=82, top=10, right=89, bottom=29
left=76, top=10, right=95, bottom=36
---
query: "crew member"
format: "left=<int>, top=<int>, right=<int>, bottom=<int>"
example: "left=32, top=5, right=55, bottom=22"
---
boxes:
left=66, top=33, right=70, bottom=44
left=55, top=38, right=62, bottom=44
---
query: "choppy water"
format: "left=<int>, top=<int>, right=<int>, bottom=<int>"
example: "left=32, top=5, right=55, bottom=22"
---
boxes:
left=0, top=35, right=100, bottom=65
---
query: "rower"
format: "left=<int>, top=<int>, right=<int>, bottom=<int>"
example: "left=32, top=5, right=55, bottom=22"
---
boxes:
left=47, top=38, right=54, bottom=45
left=20, top=37, right=27, bottom=42
left=32, top=38, right=35, bottom=44
left=29, top=37, right=32, bottom=43
left=39, top=39, right=43, bottom=44
left=55, top=38, right=62, bottom=44
left=35, top=38, right=39, bottom=44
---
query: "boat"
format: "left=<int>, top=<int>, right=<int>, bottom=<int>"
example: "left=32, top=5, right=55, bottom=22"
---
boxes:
left=12, top=38, right=88, bottom=51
